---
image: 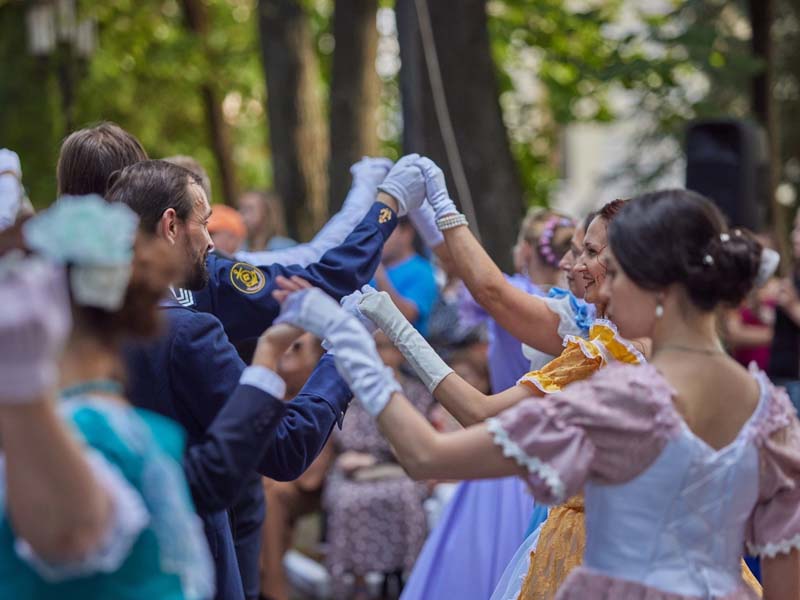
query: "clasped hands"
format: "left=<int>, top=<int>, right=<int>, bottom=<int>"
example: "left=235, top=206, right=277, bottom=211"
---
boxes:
left=377, top=154, right=458, bottom=220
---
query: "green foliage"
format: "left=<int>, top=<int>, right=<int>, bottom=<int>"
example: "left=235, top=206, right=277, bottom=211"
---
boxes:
left=2, top=0, right=794, bottom=214
left=76, top=0, right=268, bottom=203
left=487, top=0, right=767, bottom=204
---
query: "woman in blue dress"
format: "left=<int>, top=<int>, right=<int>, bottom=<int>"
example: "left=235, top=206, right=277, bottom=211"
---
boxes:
left=0, top=197, right=214, bottom=599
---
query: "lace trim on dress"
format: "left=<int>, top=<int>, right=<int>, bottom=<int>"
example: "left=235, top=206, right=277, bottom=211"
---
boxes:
left=749, top=365, right=795, bottom=444
left=13, top=449, right=150, bottom=582
left=747, top=533, right=800, bottom=558
left=560, top=319, right=646, bottom=367
left=486, top=418, right=566, bottom=503
left=590, top=318, right=648, bottom=365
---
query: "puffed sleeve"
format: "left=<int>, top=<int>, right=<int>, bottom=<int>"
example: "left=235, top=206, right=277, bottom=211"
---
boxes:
left=487, top=363, right=681, bottom=505
left=13, top=449, right=150, bottom=581
left=541, top=290, right=593, bottom=340
left=747, top=385, right=800, bottom=557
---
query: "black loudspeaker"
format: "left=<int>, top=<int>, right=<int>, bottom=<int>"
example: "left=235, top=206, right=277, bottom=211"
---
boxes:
left=685, top=119, right=769, bottom=230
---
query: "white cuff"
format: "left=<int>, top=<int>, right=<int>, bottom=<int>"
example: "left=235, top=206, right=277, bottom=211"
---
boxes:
left=14, top=449, right=150, bottom=581
left=240, top=365, right=287, bottom=400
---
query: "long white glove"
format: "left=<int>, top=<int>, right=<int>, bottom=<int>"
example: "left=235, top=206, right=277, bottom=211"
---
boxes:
left=0, top=254, right=71, bottom=401
left=408, top=201, right=444, bottom=248
left=339, top=285, right=380, bottom=336
left=350, top=157, right=394, bottom=195
left=276, top=289, right=402, bottom=417
left=320, top=285, right=379, bottom=352
left=357, top=288, right=453, bottom=393
left=415, top=157, right=458, bottom=220
left=377, top=153, right=426, bottom=217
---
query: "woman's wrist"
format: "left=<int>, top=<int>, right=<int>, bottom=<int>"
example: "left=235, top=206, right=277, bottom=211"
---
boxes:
left=376, top=192, right=399, bottom=214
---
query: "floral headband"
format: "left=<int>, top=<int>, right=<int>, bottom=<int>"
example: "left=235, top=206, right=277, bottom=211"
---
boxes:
left=537, top=216, right=575, bottom=268
left=23, top=195, right=140, bottom=311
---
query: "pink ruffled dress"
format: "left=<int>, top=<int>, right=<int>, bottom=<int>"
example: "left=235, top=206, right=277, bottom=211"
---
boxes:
left=487, top=362, right=800, bottom=599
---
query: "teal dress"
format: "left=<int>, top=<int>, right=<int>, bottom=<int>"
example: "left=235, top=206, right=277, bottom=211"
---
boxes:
left=0, top=396, right=214, bottom=600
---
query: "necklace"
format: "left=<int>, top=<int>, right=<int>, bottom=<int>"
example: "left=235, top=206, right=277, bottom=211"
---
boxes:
left=61, top=379, right=125, bottom=399
left=656, top=344, right=725, bottom=356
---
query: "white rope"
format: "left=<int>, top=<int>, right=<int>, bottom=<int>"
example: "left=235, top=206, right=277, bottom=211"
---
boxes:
left=413, top=0, right=482, bottom=241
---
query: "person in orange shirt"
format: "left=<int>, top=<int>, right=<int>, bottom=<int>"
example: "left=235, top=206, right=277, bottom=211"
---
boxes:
left=208, top=204, right=247, bottom=255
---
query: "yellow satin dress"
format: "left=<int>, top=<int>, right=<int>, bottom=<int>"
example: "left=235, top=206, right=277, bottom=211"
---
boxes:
left=513, top=320, right=762, bottom=599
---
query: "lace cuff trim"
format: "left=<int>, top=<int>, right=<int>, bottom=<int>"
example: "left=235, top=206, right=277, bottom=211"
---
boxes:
left=747, top=533, right=800, bottom=558
left=486, top=418, right=566, bottom=503
left=517, top=375, right=549, bottom=395
left=15, top=449, right=149, bottom=581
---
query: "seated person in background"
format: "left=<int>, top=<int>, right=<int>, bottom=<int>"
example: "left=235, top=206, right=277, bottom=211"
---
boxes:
left=238, top=190, right=296, bottom=252
left=208, top=204, right=247, bottom=256
left=374, top=217, right=438, bottom=336
left=323, top=332, right=435, bottom=600
left=259, top=333, right=332, bottom=600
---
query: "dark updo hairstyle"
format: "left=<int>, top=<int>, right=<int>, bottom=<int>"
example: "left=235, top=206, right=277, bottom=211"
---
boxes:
left=609, top=189, right=762, bottom=311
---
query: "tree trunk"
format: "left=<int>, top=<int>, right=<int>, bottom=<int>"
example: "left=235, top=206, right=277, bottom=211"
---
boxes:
left=328, top=0, right=380, bottom=212
left=749, top=0, right=788, bottom=263
left=257, top=0, right=329, bottom=241
left=396, top=0, right=524, bottom=272
left=181, top=0, right=239, bottom=206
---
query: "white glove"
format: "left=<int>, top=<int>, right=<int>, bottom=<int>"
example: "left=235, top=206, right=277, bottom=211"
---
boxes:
left=0, top=149, right=23, bottom=232
left=321, top=285, right=379, bottom=352
left=350, top=157, right=394, bottom=192
left=408, top=201, right=444, bottom=248
left=340, top=285, right=379, bottom=336
left=376, top=153, right=425, bottom=216
left=357, top=288, right=454, bottom=392
left=277, top=289, right=402, bottom=416
left=0, top=254, right=71, bottom=401
left=415, top=157, right=458, bottom=220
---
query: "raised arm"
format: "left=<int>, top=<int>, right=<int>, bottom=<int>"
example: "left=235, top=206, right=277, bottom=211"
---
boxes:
left=170, top=314, right=351, bottom=498
left=236, top=158, right=392, bottom=268
left=193, top=154, right=427, bottom=347
left=416, top=157, right=564, bottom=356
left=256, top=352, right=352, bottom=480
left=0, top=258, right=111, bottom=562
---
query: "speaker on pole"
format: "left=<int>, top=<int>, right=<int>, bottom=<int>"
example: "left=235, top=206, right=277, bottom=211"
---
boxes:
left=685, top=119, right=769, bottom=231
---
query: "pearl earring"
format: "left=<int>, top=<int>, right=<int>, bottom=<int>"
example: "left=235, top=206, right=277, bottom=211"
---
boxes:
left=655, top=302, right=664, bottom=318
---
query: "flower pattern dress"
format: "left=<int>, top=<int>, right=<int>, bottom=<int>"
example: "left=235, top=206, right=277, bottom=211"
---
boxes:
left=323, top=374, right=435, bottom=597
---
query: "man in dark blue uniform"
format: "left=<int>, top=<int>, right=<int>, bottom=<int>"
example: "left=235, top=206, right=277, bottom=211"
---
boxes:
left=51, top=123, right=426, bottom=599
left=105, top=157, right=423, bottom=600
